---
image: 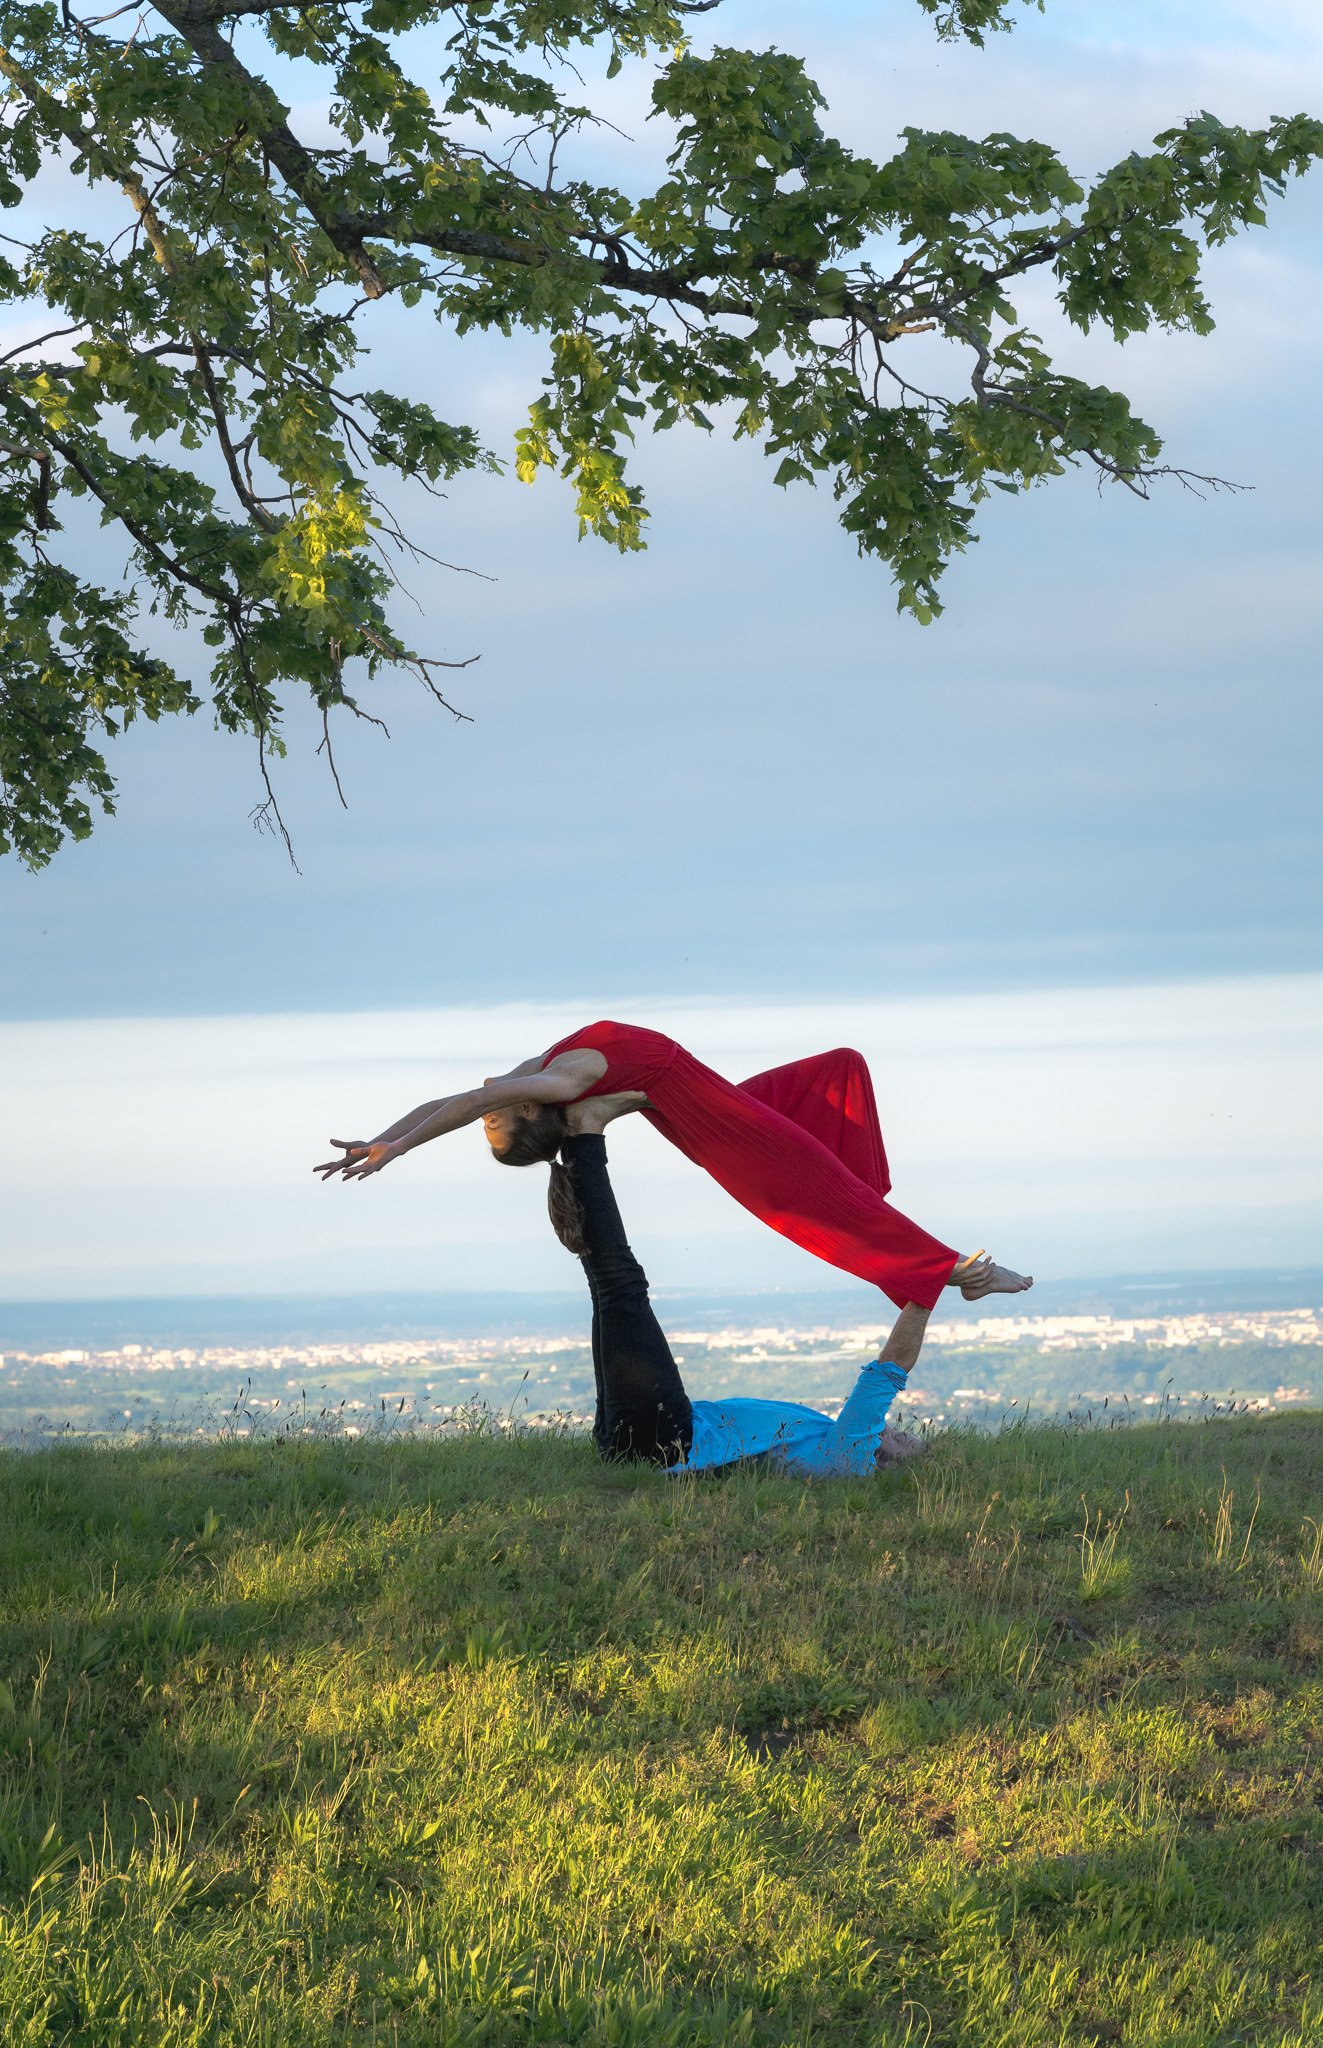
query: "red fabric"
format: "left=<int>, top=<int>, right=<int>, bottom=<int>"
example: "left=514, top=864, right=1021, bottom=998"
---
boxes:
left=542, top=1020, right=957, bottom=1310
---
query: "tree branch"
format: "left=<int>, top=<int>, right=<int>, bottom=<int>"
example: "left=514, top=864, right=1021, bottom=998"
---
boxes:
left=191, top=340, right=278, bottom=528
left=151, top=0, right=388, bottom=295
left=2, top=380, right=237, bottom=604
left=0, top=433, right=54, bottom=528
left=175, top=0, right=351, bottom=18
left=0, top=39, right=182, bottom=275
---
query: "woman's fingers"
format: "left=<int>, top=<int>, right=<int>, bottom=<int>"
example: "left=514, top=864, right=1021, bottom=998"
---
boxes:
left=314, top=1139, right=369, bottom=1179
left=341, top=1141, right=394, bottom=1180
left=314, top=1138, right=400, bottom=1181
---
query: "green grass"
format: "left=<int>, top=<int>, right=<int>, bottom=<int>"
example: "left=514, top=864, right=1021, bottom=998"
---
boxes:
left=2, top=1415, right=1322, bottom=2047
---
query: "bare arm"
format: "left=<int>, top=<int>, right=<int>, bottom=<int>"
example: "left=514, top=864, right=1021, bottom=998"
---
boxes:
left=390, top=1064, right=588, bottom=1151
left=314, top=1047, right=607, bottom=1180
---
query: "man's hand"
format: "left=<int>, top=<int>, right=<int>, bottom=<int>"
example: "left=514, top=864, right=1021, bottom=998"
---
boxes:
left=314, top=1137, right=401, bottom=1181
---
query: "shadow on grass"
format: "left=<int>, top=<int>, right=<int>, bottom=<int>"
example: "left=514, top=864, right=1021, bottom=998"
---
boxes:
left=1, top=1415, right=1321, bottom=2045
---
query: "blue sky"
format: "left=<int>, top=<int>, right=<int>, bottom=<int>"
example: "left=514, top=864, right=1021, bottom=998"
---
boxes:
left=2, top=0, right=1321, bottom=1298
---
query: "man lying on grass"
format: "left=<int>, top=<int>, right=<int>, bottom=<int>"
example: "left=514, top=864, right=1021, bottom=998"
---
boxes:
left=552, top=1093, right=926, bottom=1476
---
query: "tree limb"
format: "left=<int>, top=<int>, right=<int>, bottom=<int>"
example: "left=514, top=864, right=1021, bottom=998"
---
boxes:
left=0, top=40, right=183, bottom=275
left=2, top=380, right=237, bottom=604
left=0, top=433, right=53, bottom=527
left=150, top=0, right=389, bottom=295
left=191, top=339, right=278, bottom=528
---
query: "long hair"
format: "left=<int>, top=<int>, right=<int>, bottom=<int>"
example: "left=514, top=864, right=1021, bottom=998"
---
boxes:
left=489, top=1104, right=587, bottom=1255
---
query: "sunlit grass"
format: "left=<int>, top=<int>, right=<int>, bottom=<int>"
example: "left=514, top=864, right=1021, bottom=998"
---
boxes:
left=2, top=1415, right=1322, bottom=2044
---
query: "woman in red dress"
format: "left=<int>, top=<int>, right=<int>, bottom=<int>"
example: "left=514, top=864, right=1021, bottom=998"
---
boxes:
left=316, top=1019, right=1031, bottom=1309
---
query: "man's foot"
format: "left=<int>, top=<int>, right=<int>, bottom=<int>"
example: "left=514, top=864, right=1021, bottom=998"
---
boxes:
left=563, top=1090, right=648, bottom=1137
left=949, top=1251, right=1033, bottom=1301
left=875, top=1427, right=924, bottom=1469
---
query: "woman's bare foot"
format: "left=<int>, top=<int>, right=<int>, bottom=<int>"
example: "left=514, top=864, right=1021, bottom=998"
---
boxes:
left=563, top=1090, right=648, bottom=1137
left=949, top=1251, right=1033, bottom=1301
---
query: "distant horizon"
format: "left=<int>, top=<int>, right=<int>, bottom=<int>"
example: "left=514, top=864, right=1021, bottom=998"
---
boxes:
left=6, top=1258, right=1323, bottom=1308
left=5, top=1264, right=1323, bottom=1359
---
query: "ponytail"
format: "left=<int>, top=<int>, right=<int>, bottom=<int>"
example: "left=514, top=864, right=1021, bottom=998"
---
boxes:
left=547, top=1159, right=588, bottom=1256
left=487, top=1102, right=586, bottom=1254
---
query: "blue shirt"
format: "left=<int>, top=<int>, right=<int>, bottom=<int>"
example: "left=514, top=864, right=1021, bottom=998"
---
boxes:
left=678, top=1359, right=907, bottom=1478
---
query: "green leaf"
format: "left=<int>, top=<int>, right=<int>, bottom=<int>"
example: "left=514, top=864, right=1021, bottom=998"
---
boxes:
left=0, top=0, right=1316, bottom=855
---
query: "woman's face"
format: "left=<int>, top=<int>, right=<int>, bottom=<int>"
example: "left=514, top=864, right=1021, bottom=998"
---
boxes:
left=482, top=1104, right=533, bottom=1152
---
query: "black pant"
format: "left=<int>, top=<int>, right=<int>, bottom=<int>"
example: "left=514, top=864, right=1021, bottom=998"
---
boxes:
left=560, top=1134, right=694, bottom=1467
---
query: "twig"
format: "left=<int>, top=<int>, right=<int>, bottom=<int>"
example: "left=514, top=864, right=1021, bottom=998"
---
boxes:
left=317, top=704, right=348, bottom=809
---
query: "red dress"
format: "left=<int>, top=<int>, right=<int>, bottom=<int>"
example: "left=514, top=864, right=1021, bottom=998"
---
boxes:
left=541, top=1020, right=957, bottom=1311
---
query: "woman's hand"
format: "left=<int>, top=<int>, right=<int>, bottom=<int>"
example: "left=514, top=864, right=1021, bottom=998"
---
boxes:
left=312, top=1054, right=604, bottom=1183
left=313, top=1137, right=401, bottom=1182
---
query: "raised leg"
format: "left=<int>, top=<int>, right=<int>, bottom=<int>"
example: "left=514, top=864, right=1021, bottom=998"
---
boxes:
left=640, top=1043, right=961, bottom=1309
left=560, top=1134, right=693, bottom=1467
left=737, top=1047, right=891, bottom=1196
left=737, top=1057, right=1031, bottom=1304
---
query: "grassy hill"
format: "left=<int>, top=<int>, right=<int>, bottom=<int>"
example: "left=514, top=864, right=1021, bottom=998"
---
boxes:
left=2, top=1415, right=1321, bottom=2047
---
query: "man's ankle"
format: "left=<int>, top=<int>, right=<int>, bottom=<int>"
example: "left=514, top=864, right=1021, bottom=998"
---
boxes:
left=561, top=1131, right=608, bottom=1160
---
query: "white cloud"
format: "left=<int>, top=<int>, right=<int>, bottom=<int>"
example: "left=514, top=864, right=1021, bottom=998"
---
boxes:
left=770, top=0, right=1323, bottom=174
left=4, top=975, right=1320, bottom=1297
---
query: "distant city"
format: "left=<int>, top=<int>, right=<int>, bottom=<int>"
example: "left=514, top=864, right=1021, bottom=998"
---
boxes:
left=3, top=1289, right=1320, bottom=1444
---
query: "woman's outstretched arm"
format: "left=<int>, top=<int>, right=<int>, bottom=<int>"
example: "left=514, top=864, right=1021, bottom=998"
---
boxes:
left=315, top=1046, right=606, bottom=1181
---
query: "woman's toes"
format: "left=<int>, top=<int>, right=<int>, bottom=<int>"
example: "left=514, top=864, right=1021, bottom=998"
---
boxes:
left=960, top=1258, right=1032, bottom=1300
